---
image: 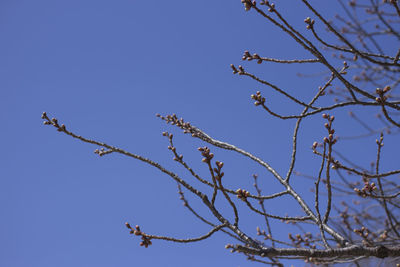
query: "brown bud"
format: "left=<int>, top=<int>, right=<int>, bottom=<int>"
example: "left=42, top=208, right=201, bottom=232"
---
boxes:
left=383, top=85, right=391, bottom=93
left=230, top=64, right=238, bottom=74
left=312, top=141, right=318, bottom=149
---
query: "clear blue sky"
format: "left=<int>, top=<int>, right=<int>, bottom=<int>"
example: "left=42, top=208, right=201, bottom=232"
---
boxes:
left=1, top=1, right=398, bottom=266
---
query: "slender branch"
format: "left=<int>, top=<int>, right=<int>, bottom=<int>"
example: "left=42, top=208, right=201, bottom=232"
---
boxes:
left=127, top=222, right=228, bottom=244
left=286, top=72, right=336, bottom=182
left=375, top=133, right=400, bottom=238
left=315, top=143, right=331, bottom=249
left=217, top=176, right=240, bottom=227
left=244, top=198, right=312, bottom=222
left=176, top=183, right=243, bottom=242
left=253, top=174, right=275, bottom=247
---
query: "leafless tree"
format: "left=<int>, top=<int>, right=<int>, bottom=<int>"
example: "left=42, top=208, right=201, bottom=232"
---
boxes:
left=42, top=0, right=400, bottom=265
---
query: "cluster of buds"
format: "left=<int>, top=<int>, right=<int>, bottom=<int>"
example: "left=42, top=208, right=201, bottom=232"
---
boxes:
left=125, top=223, right=152, bottom=248
left=157, top=114, right=196, bottom=136
left=353, top=226, right=370, bottom=238
left=304, top=17, right=315, bottom=29
left=340, top=61, right=349, bottom=75
left=264, top=1, right=275, bottom=12
left=225, top=243, right=237, bottom=253
left=322, top=113, right=337, bottom=145
left=251, top=91, right=266, bottom=106
left=288, top=233, right=316, bottom=249
left=230, top=64, right=245, bottom=75
left=41, top=112, right=66, bottom=132
left=376, top=132, right=384, bottom=147
left=236, top=188, right=249, bottom=201
left=242, top=50, right=263, bottom=64
left=378, top=230, right=388, bottom=242
left=198, top=146, right=214, bottom=164
left=354, top=178, right=376, bottom=197
left=163, top=132, right=184, bottom=162
left=213, top=161, right=225, bottom=181
left=375, top=85, right=391, bottom=103
left=41, top=112, right=50, bottom=122
left=241, top=0, right=256, bottom=11
left=256, top=226, right=272, bottom=240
